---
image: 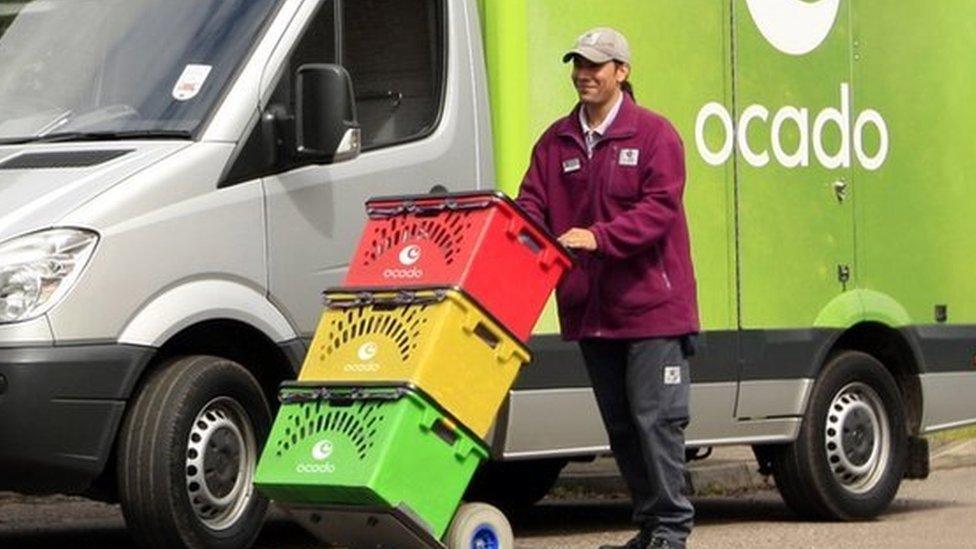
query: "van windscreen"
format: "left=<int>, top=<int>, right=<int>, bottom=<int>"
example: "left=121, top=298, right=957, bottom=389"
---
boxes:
left=0, top=0, right=281, bottom=141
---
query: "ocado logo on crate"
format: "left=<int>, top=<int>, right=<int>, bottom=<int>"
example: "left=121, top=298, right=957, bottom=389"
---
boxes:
left=383, top=244, right=424, bottom=279
left=343, top=342, right=381, bottom=373
left=357, top=342, right=378, bottom=361
left=398, top=244, right=422, bottom=265
left=296, top=439, right=336, bottom=474
left=311, top=439, right=334, bottom=460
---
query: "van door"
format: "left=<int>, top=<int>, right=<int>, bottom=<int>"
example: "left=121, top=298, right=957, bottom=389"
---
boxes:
left=732, top=1, right=855, bottom=341
left=264, top=0, right=479, bottom=333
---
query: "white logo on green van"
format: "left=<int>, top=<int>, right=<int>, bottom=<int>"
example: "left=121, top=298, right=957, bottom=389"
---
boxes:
left=696, top=0, right=889, bottom=171
left=696, top=83, right=889, bottom=171
left=746, top=0, right=841, bottom=56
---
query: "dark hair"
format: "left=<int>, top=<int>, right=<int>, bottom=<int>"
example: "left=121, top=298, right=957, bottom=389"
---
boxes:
left=614, top=61, right=635, bottom=100
left=620, top=80, right=635, bottom=100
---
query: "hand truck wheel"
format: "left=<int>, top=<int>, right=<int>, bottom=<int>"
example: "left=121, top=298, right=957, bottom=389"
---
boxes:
left=444, top=502, right=513, bottom=549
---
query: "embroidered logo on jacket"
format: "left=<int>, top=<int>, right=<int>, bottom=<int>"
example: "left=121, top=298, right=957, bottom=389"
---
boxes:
left=619, top=148, right=640, bottom=166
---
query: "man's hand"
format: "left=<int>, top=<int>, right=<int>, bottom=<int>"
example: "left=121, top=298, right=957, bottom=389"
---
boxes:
left=558, top=228, right=598, bottom=251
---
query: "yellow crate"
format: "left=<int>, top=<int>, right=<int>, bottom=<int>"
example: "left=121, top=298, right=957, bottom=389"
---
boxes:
left=298, top=288, right=532, bottom=438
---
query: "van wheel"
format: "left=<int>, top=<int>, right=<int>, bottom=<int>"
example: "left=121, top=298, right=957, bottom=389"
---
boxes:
left=117, top=356, right=271, bottom=548
left=771, top=351, right=907, bottom=520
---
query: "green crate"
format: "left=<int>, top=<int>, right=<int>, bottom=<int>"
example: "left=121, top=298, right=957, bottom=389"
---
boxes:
left=253, top=384, right=488, bottom=539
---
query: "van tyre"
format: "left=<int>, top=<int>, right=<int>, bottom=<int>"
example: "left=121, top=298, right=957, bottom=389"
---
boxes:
left=771, top=351, right=907, bottom=520
left=117, top=356, right=271, bottom=548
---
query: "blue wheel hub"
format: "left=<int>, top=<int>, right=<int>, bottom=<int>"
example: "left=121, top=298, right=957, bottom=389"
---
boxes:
left=471, top=523, right=499, bottom=549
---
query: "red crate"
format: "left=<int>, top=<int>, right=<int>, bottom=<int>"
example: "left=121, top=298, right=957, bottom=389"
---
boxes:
left=344, top=191, right=574, bottom=341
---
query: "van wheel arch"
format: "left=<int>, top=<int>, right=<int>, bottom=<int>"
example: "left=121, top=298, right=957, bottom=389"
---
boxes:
left=91, top=320, right=297, bottom=502
left=828, top=322, right=923, bottom=436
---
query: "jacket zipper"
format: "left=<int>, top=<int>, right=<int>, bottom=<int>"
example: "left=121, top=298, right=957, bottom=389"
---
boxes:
left=589, top=151, right=602, bottom=337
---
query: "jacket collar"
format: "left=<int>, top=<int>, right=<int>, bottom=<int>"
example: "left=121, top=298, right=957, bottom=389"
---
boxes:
left=556, top=92, right=639, bottom=147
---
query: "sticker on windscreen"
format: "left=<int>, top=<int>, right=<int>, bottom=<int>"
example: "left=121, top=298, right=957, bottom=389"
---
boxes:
left=172, top=64, right=213, bottom=101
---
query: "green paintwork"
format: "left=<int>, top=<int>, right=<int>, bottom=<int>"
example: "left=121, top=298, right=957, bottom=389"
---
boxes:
left=476, top=0, right=970, bottom=337
left=814, top=289, right=912, bottom=329
left=479, top=0, right=736, bottom=334
left=852, top=1, right=976, bottom=326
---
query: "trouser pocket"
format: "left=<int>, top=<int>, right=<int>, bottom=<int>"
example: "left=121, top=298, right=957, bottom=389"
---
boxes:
left=660, top=361, right=691, bottom=422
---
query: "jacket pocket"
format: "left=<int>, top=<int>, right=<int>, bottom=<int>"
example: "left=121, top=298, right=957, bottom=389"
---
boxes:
left=556, top=261, right=590, bottom=312
left=600, top=249, right=671, bottom=312
left=661, top=362, right=690, bottom=422
left=605, top=145, right=642, bottom=200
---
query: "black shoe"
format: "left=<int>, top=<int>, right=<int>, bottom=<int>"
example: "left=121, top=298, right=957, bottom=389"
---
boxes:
left=599, top=533, right=682, bottom=549
left=598, top=528, right=654, bottom=549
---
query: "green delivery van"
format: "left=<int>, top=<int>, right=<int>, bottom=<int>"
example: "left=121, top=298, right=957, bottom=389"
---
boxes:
left=0, top=0, right=973, bottom=546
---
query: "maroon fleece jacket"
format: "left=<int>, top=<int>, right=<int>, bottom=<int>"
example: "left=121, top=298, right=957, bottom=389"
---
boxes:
left=516, top=94, right=700, bottom=340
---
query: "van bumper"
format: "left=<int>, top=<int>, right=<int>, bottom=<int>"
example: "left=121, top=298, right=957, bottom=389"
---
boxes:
left=0, top=344, right=153, bottom=494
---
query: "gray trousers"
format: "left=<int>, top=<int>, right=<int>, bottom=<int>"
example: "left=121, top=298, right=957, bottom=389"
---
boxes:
left=579, top=337, right=694, bottom=546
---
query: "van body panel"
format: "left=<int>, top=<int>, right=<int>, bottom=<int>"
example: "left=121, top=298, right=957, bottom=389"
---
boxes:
left=54, top=144, right=269, bottom=343
left=920, top=372, right=976, bottom=432
left=480, top=0, right=736, bottom=337
left=0, top=316, right=53, bottom=346
left=264, top=0, right=483, bottom=332
left=853, top=1, right=976, bottom=326
left=116, top=279, right=297, bottom=347
left=0, top=142, right=189, bottom=242
left=203, top=0, right=305, bottom=143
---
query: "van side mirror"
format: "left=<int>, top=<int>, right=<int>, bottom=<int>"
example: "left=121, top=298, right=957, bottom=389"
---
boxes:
left=295, top=64, right=361, bottom=164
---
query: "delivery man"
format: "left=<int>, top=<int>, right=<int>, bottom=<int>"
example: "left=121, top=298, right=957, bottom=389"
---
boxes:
left=515, top=28, right=699, bottom=549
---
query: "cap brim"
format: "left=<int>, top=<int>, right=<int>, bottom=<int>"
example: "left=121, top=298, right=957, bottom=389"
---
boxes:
left=562, top=47, right=614, bottom=64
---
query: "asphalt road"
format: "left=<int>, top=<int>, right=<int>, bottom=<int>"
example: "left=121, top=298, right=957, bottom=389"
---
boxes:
left=3, top=460, right=976, bottom=548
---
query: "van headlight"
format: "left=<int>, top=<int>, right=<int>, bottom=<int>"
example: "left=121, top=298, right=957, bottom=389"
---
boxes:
left=0, top=229, right=99, bottom=324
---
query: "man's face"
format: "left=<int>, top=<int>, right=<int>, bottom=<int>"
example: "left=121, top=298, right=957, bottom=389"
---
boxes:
left=572, top=57, right=628, bottom=105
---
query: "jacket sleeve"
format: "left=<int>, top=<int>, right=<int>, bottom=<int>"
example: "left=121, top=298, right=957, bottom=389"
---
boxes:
left=590, top=126, right=686, bottom=259
left=514, top=140, right=551, bottom=230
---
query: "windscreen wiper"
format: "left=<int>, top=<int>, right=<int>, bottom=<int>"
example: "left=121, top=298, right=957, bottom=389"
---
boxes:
left=0, top=130, right=193, bottom=145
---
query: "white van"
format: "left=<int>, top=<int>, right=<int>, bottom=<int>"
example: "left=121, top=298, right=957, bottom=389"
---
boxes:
left=3, top=0, right=975, bottom=548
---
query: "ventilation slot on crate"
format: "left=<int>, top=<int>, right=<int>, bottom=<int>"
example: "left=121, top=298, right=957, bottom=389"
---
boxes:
left=321, top=304, right=429, bottom=363
left=274, top=400, right=385, bottom=461
left=361, top=213, right=474, bottom=268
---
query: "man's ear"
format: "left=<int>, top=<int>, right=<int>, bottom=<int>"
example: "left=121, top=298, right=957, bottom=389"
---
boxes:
left=616, top=63, right=631, bottom=83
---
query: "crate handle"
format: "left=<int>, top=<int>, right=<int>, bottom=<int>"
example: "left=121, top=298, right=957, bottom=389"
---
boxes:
left=421, top=409, right=461, bottom=448
left=518, top=229, right=544, bottom=256
left=431, top=418, right=460, bottom=447
left=278, top=386, right=407, bottom=404
left=473, top=322, right=501, bottom=350
left=325, top=289, right=446, bottom=309
left=367, top=198, right=493, bottom=219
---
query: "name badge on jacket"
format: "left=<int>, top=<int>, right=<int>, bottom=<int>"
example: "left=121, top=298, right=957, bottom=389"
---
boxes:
left=619, top=148, right=640, bottom=166
left=563, top=158, right=581, bottom=173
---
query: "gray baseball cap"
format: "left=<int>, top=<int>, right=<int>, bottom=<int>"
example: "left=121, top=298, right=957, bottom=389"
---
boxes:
left=563, top=27, right=631, bottom=64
